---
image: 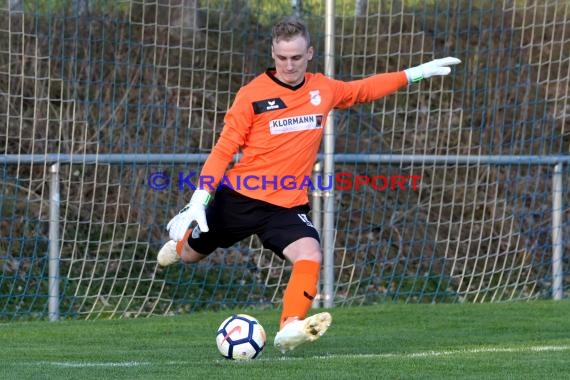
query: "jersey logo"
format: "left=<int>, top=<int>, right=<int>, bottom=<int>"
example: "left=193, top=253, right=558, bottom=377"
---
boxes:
left=269, top=114, right=323, bottom=135
left=252, top=98, right=287, bottom=114
left=309, top=90, right=321, bottom=106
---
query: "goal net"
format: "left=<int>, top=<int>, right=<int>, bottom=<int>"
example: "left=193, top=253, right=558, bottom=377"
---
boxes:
left=0, top=0, right=568, bottom=319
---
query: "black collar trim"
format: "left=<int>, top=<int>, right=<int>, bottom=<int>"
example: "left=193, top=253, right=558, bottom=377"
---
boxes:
left=265, top=68, right=305, bottom=90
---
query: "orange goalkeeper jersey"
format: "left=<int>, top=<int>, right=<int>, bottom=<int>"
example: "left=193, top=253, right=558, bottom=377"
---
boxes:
left=200, top=69, right=408, bottom=208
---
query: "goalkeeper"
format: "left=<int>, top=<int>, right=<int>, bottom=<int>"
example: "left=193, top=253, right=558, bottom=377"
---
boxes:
left=158, top=16, right=460, bottom=353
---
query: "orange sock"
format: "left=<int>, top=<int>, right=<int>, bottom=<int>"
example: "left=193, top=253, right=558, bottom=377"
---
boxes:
left=175, top=228, right=193, bottom=255
left=280, top=260, right=320, bottom=328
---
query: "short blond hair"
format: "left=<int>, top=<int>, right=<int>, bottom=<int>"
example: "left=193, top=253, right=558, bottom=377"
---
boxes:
left=271, top=16, right=311, bottom=47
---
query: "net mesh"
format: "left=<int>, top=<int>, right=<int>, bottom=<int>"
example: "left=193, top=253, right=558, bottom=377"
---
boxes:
left=0, top=0, right=568, bottom=320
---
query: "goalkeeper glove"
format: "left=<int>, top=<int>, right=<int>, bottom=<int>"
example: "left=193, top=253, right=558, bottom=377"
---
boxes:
left=167, top=189, right=211, bottom=241
left=404, top=57, right=461, bottom=83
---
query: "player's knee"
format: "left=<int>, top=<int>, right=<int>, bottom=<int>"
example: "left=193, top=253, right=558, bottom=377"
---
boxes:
left=283, top=237, right=322, bottom=264
left=289, top=248, right=322, bottom=264
left=304, top=248, right=322, bottom=263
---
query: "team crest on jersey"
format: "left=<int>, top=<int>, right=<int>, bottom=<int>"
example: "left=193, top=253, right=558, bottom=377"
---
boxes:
left=309, top=90, right=321, bottom=106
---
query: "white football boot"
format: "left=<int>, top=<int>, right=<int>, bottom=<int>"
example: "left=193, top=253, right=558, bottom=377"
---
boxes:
left=157, top=240, right=180, bottom=267
left=274, top=312, right=332, bottom=353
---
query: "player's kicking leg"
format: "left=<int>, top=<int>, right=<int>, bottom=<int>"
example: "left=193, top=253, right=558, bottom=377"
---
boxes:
left=157, top=229, right=192, bottom=267
left=274, top=312, right=332, bottom=353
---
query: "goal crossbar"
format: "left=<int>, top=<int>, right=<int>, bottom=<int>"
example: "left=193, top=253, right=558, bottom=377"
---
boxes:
left=3, top=153, right=570, bottom=165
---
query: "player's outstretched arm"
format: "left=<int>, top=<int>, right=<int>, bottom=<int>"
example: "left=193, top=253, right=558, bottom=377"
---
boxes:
left=166, top=189, right=211, bottom=241
left=404, top=57, right=461, bottom=83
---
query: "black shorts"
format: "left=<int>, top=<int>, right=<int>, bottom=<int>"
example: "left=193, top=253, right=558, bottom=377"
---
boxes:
left=187, top=186, right=320, bottom=259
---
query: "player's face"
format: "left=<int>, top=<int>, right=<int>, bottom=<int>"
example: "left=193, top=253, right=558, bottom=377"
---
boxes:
left=271, top=35, right=313, bottom=87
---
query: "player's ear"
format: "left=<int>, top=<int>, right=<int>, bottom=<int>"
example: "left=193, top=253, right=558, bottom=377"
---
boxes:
left=307, top=46, right=314, bottom=60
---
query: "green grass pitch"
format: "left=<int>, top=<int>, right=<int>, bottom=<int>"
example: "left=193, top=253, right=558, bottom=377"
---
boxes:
left=2, top=301, right=569, bottom=379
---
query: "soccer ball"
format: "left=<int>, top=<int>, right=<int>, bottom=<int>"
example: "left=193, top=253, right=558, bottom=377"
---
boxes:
left=216, top=314, right=266, bottom=360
